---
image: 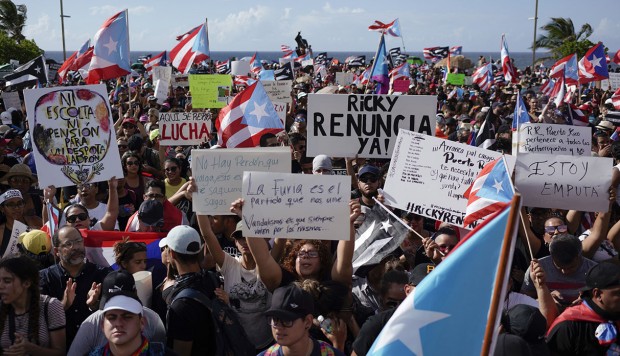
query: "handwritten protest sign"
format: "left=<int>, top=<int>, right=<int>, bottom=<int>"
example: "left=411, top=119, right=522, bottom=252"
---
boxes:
left=335, top=72, right=355, bottom=85
left=159, top=112, right=210, bottom=146
left=446, top=73, right=465, bottom=85
left=2, top=91, right=20, bottom=111
left=383, top=129, right=514, bottom=228
left=154, top=79, right=167, bottom=104
left=601, top=73, right=620, bottom=91
left=262, top=80, right=292, bottom=102
left=515, top=153, right=612, bottom=212
left=242, top=172, right=349, bottom=240
left=231, top=61, right=251, bottom=76
left=24, top=84, right=123, bottom=187
left=152, top=66, right=172, bottom=87
left=272, top=101, right=287, bottom=125
left=191, top=147, right=291, bottom=214
left=4, top=220, right=27, bottom=258
left=173, top=74, right=189, bottom=87
left=513, top=123, right=591, bottom=156
left=307, top=94, right=436, bottom=158
left=189, top=74, right=231, bottom=108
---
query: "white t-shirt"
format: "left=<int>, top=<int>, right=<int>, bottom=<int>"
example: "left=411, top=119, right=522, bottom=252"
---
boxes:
left=579, top=229, right=619, bottom=262
left=218, top=253, right=272, bottom=349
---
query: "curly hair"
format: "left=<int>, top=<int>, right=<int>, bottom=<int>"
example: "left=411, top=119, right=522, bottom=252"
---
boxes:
left=0, top=256, right=41, bottom=345
left=113, top=237, right=147, bottom=268
left=282, top=240, right=332, bottom=281
left=121, top=152, right=143, bottom=176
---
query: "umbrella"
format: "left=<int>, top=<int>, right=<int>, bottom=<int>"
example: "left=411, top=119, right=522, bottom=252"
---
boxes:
left=434, top=55, right=473, bottom=70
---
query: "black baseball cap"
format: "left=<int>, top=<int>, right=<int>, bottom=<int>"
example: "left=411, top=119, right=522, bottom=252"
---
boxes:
left=503, top=305, right=546, bottom=345
left=138, top=200, right=164, bottom=227
left=99, top=270, right=140, bottom=310
left=264, top=285, right=314, bottom=322
left=581, top=261, right=620, bottom=291
left=409, top=263, right=434, bottom=286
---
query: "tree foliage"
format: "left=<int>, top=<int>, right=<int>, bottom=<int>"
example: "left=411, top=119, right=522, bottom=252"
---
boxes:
left=533, top=17, right=594, bottom=59
left=0, top=0, right=26, bottom=42
left=0, top=30, right=43, bottom=64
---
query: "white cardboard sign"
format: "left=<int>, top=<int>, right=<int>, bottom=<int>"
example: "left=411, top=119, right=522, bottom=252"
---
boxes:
left=383, top=129, right=515, bottom=228
left=154, top=79, right=168, bottom=105
left=1, top=91, right=21, bottom=111
left=242, top=171, right=350, bottom=240
left=307, top=94, right=436, bottom=158
left=515, top=153, right=612, bottom=212
left=231, top=61, right=251, bottom=76
left=261, top=80, right=292, bottom=102
left=514, top=123, right=591, bottom=156
left=4, top=221, right=27, bottom=258
left=24, top=84, right=123, bottom=187
left=159, top=112, right=210, bottom=146
left=152, top=66, right=172, bottom=87
left=191, top=147, right=292, bottom=214
left=272, top=101, right=287, bottom=125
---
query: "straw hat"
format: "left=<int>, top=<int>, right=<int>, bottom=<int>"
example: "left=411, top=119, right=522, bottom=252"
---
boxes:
left=1, top=164, right=38, bottom=185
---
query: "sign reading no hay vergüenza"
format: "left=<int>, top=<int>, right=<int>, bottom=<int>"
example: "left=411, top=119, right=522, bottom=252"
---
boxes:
left=306, top=94, right=436, bottom=158
left=24, top=84, right=123, bottom=187
left=242, top=171, right=350, bottom=240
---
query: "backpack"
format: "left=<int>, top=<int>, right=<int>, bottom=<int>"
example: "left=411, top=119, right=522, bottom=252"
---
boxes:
left=169, top=288, right=255, bottom=356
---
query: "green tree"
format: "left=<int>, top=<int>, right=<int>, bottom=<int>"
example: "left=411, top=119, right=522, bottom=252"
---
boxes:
left=0, top=0, right=26, bottom=42
left=534, top=17, right=593, bottom=59
left=0, top=31, right=43, bottom=64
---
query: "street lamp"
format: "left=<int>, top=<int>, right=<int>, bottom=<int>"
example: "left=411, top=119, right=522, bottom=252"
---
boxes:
left=60, top=0, right=71, bottom=61
left=529, top=0, right=539, bottom=69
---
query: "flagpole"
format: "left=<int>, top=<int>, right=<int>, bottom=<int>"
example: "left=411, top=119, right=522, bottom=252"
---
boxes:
left=124, top=9, right=132, bottom=116
left=205, top=18, right=210, bottom=58
left=480, top=193, right=521, bottom=356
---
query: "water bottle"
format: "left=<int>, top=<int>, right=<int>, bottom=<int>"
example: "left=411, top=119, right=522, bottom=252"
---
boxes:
left=317, top=315, right=333, bottom=334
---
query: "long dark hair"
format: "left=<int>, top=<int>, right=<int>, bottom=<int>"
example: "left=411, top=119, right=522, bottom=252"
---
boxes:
left=121, top=152, right=143, bottom=176
left=0, top=256, right=41, bottom=345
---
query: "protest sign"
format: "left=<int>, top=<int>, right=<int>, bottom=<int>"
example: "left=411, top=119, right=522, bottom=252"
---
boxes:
left=24, top=84, right=123, bottom=187
left=307, top=94, right=436, bottom=158
left=515, top=153, right=612, bottom=212
left=601, top=73, right=620, bottom=91
left=335, top=72, right=355, bottom=85
left=272, top=101, right=287, bottom=125
left=4, top=221, right=27, bottom=258
left=173, top=74, right=189, bottom=87
left=231, top=61, right=251, bottom=76
left=383, top=129, right=515, bottom=228
left=152, top=66, right=172, bottom=87
left=159, top=112, right=210, bottom=146
left=191, top=147, right=291, bottom=214
left=262, top=80, right=292, bottom=102
left=464, top=76, right=473, bottom=86
left=242, top=171, right=350, bottom=240
left=446, top=73, right=465, bottom=85
left=189, top=74, right=231, bottom=108
left=154, top=79, right=168, bottom=104
left=514, top=123, right=591, bottom=156
left=1, top=91, right=20, bottom=111
left=392, top=80, right=410, bottom=93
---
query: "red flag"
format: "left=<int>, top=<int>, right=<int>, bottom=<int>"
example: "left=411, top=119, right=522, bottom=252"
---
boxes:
left=57, top=51, right=77, bottom=84
left=612, top=88, right=620, bottom=110
left=613, top=49, right=620, bottom=65
left=500, top=34, right=518, bottom=84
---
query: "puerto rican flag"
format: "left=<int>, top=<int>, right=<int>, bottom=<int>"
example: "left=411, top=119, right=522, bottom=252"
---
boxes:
left=216, top=81, right=284, bottom=148
left=611, top=88, right=620, bottom=110
left=472, top=63, right=493, bottom=92
left=73, top=47, right=94, bottom=80
left=250, top=52, right=262, bottom=76
left=86, top=10, right=131, bottom=84
left=234, top=75, right=256, bottom=87
left=389, top=62, right=410, bottom=81
left=500, top=34, right=518, bottom=84
left=170, top=23, right=209, bottom=74
left=565, top=104, right=589, bottom=126
left=368, top=18, right=401, bottom=37
left=613, top=49, right=620, bottom=65
left=82, top=230, right=165, bottom=269
left=353, top=67, right=371, bottom=86
left=57, top=52, right=77, bottom=84
left=450, top=46, right=463, bottom=55
left=550, top=54, right=579, bottom=86
left=540, top=79, right=554, bottom=96
left=423, top=47, right=449, bottom=62
left=144, top=51, right=167, bottom=75
left=578, top=42, right=609, bottom=84
left=463, top=157, right=514, bottom=227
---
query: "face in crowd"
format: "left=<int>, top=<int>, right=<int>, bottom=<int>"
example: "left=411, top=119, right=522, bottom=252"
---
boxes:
left=56, top=227, right=86, bottom=267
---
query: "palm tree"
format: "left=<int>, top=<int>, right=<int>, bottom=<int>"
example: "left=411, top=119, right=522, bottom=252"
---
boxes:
left=534, top=17, right=592, bottom=59
left=0, top=0, right=27, bottom=42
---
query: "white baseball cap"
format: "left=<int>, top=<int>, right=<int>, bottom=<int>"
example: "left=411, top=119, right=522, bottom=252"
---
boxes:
left=158, top=225, right=203, bottom=254
left=102, top=295, right=142, bottom=314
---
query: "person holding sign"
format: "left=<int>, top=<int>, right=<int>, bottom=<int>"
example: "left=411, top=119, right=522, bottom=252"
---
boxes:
left=0, top=189, right=42, bottom=257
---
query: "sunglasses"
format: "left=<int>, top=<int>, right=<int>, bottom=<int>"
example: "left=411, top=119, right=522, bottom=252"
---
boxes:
left=125, top=160, right=140, bottom=166
left=267, top=317, right=295, bottom=328
left=66, top=212, right=89, bottom=223
left=359, top=175, right=378, bottom=184
left=545, top=224, right=568, bottom=234
left=165, top=166, right=178, bottom=173
left=297, top=250, right=319, bottom=259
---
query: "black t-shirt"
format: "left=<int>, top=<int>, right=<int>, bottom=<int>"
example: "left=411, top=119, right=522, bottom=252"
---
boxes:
left=352, top=308, right=396, bottom=356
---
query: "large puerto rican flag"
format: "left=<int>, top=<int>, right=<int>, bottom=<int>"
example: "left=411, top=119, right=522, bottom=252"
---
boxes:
left=170, top=23, right=209, bottom=74
left=86, top=10, right=131, bottom=84
left=82, top=229, right=165, bottom=269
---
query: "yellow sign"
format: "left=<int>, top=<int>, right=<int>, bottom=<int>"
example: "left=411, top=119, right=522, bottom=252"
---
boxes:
left=189, top=74, right=232, bottom=108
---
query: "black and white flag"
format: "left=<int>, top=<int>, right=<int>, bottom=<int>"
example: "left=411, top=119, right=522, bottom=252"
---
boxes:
left=346, top=55, right=366, bottom=67
left=274, top=62, right=294, bottom=81
left=352, top=204, right=408, bottom=276
left=4, top=55, right=48, bottom=87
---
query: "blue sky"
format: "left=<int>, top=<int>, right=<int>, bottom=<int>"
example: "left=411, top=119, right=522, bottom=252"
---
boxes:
left=19, top=0, right=620, bottom=53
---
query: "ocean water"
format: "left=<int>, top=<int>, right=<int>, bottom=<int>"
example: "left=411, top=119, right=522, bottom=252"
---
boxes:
left=44, top=50, right=551, bottom=70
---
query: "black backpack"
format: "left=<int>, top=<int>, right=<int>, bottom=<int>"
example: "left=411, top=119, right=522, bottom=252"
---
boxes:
left=169, top=288, right=255, bottom=356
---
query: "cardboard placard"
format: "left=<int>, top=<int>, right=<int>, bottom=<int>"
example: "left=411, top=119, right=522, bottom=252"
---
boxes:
left=601, top=73, right=620, bottom=91
left=4, top=221, right=27, bottom=258
left=383, top=129, right=515, bottom=228
left=392, top=80, right=410, bottom=93
left=515, top=153, right=612, bottom=212
left=513, top=123, right=591, bottom=156
left=307, top=94, right=436, bottom=158
left=159, top=112, right=210, bottom=146
left=153, top=79, right=168, bottom=105
left=173, top=74, right=189, bottom=88
left=2, top=91, right=21, bottom=111
left=242, top=171, right=350, bottom=240
left=231, top=61, right=251, bottom=76
left=272, top=101, right=287, bottom=125
left=191, top=147, right=292, bottom=214
left=335, top=72, right=355, bottom=85
left=152, top=66, right=172, bottom=87
left=262, top=80, right=292, bottom=102
left=24, top=84, right=123, bottom=187
left=446, top=73, right=465, bottom=85
left=188, top=74, right=231, bottom=108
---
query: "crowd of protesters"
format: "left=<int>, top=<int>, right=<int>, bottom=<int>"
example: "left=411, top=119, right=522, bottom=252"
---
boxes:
left=0, top=44, right=620, bottom=356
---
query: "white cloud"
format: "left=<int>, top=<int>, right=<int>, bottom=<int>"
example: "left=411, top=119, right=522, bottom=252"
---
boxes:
left=24, top=14, right=50, bottom=37
left=282, top=7, right=292, bottom=20
left=210, top=6, right=271, bottom=45
left=322, top=2, right=365, bottom=14
left=594, top=17, right=620, bottom=40
left=89, top=5, right=119, bottom=16
left=128, top=6, right=154, bottom=16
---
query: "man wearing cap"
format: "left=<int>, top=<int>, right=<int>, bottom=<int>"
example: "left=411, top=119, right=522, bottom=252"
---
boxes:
left=126, top=200, right=165, bottom=232
left=547, top=262, right=620, bottom=355
left=260, top=284, right=344, bottom=356
left=125, top=180, right=188, bottom=233
left=353, top=165, right=381, bottom=209
left=351, top=263, right=434, bottom=356
left=197, top=216, right=273, bottom=351
left=68, top=270, right=167, bottom=356
left=160, top=225, right=216, bottom=355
